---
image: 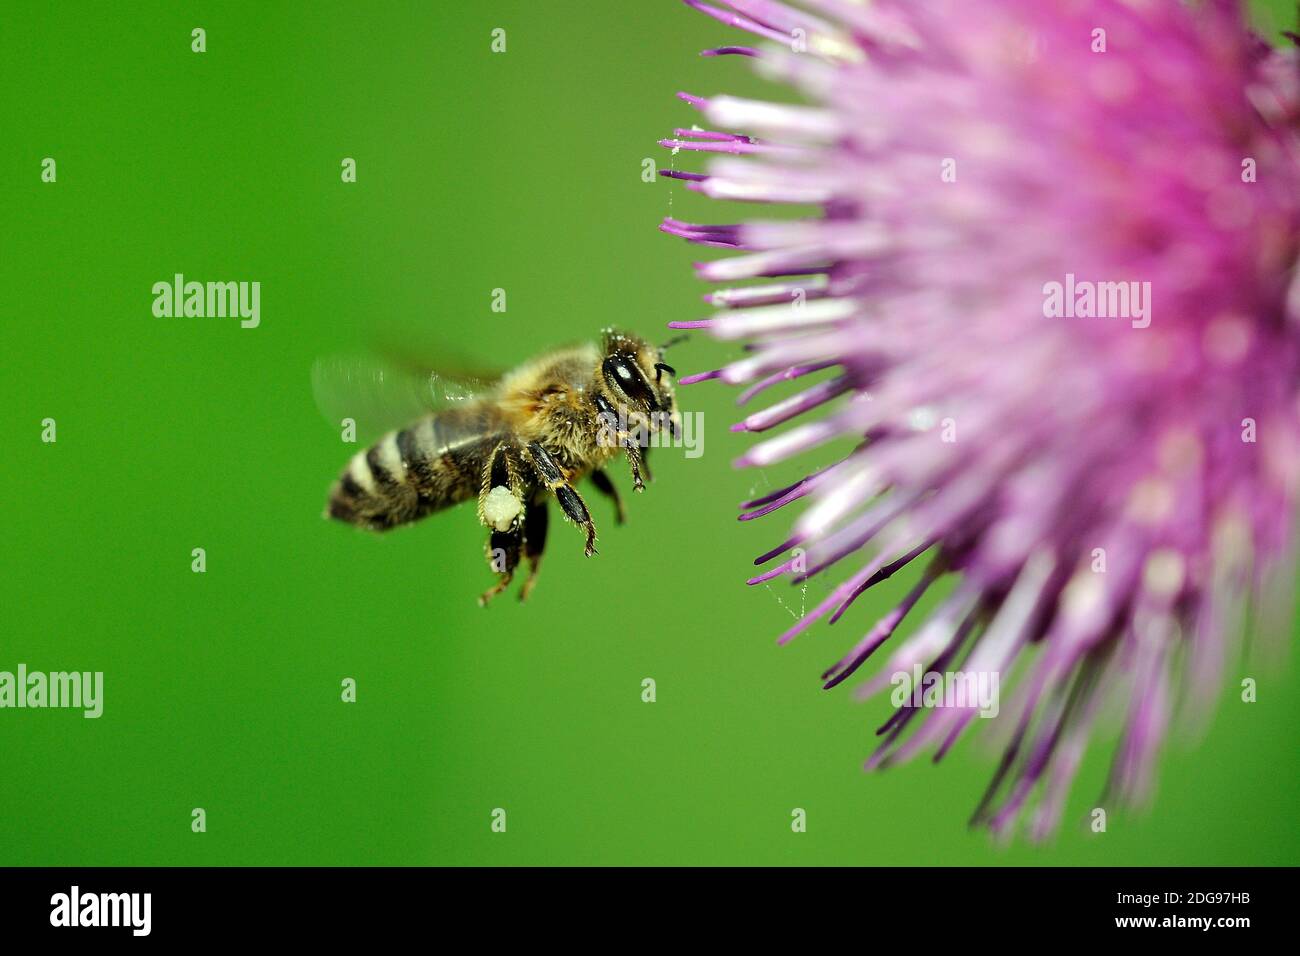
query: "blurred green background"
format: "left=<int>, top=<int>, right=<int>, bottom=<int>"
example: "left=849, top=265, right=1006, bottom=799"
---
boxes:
left=2, top=1, right=1297, bottom=866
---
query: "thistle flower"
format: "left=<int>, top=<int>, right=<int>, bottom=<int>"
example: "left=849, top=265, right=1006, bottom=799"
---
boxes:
left=661, top=0, right=1300, bottom=837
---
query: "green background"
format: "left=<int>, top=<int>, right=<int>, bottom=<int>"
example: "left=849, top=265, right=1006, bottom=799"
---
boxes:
left=2, top=1, right=1297, bottom=866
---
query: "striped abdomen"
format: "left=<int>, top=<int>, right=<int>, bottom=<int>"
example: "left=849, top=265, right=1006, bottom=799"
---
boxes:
left=327, top=407, right=497, bottom=532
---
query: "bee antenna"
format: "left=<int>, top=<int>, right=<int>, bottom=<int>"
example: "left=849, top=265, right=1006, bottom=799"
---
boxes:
left=659, top=333, right=690, bottom=351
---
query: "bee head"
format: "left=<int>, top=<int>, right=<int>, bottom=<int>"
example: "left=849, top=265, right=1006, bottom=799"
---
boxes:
left=599, top=329, right=677, bottom=421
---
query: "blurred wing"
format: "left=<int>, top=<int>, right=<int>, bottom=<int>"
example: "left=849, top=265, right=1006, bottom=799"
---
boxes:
left=370, top=335, right=505, bottom=396
left=311, top=353, right=496, bottom=440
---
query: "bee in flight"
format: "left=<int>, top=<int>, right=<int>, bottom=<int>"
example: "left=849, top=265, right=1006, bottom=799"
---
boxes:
left=321, top=329, right=681, bottom=605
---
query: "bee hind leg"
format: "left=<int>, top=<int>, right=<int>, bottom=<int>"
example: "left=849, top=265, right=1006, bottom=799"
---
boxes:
left=589, top=469, right=626, bottom=525
left=524, top=442, right=598, bottom=557
left=519, top=498, right=548, bottom=602
left=478, top=440, right=531, bottom=606
left=479, top=526, right=522, bottom=607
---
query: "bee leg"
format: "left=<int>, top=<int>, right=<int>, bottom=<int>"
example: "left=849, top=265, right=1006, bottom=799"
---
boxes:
left=524, top=442, right=598, bottom=557
left=624, top=443, right=648, bottom=492
left=595, top=394, right=648, bottom=492
left=479, top=526, right=522, bottom=607
left=589, top=469, right=626, bottom=525
left=519, top=498, right=549, bottom=602
left=477, top=442, right=528, bottom=607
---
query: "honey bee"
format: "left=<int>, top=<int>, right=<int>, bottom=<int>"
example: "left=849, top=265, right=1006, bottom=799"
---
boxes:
left=321, top=329, right=681, bottom=605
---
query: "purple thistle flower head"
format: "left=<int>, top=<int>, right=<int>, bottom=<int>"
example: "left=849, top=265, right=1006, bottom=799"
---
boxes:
left=662, top=0, right=1300, bottom=838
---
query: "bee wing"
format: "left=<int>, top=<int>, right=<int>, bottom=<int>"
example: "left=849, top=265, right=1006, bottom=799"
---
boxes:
left=370, top=337, right=505, bottom=398
left=311, top=353, right=496, bottom=440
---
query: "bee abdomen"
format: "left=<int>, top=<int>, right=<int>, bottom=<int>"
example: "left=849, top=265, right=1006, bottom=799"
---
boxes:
left=327, top=430, right=423, bottom=531
left=327, top=415, right=488, bottom=532
left=400, top=415, right=484, bottom=501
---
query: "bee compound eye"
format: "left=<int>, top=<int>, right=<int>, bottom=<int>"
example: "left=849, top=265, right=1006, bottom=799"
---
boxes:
left=602, top=355, right=630, bottom=392
left=603, top=354, right=662, bottom=413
